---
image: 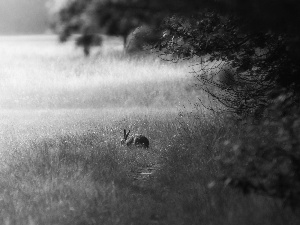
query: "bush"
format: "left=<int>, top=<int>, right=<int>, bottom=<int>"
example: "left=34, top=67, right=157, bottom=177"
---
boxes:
left=220, top=95, right=300, bottom=209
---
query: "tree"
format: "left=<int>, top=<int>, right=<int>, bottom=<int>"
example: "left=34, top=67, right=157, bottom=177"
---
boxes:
left=125, top=25, right=163, bottom=54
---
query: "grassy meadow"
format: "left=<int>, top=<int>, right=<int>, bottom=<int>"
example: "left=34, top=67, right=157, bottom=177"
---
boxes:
left=0, top=35, right=299, bottom=225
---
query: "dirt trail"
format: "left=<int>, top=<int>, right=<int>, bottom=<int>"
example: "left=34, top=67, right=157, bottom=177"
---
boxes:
left=132, top=163, right=162, bottom=188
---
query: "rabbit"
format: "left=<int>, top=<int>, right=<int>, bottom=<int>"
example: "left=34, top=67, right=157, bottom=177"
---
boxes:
left=121, top=129, right=149, bottom=148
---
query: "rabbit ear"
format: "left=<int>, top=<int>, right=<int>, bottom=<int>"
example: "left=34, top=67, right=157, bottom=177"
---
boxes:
left=123, top=129, right=126, bottom=139
left=126, top=130, right=130, bottom=139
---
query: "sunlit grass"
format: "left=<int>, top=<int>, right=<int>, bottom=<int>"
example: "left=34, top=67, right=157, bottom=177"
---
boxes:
left=0, top=35, right=199, bottom=109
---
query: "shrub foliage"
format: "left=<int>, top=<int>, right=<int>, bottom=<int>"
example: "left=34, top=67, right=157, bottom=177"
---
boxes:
left=220, top=97, right=300, bottom=209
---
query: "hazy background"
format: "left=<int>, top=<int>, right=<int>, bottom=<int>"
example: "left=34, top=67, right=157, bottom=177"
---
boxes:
left=0, top=0, right=48, bottom=34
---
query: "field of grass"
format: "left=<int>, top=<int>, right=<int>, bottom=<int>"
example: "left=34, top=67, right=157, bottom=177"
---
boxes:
left=0, top=35, right=299, bottom=225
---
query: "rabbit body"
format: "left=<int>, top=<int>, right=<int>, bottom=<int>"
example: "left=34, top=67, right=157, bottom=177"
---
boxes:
left=121, top=130, right=149, bottom=148
left=126, top=134, right=149, bottom=148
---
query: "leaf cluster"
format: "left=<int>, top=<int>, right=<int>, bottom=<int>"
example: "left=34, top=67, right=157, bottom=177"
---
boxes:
left=158, top=11, right=299, bottom=117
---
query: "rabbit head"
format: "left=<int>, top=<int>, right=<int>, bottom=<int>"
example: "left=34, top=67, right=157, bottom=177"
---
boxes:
left=121, top=129, right=130, bottom=145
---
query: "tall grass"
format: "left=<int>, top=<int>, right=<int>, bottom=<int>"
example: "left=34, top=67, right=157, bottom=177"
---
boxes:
left=0, top=35, right=299, bottom=224
left=1, top=110, right=298, bottom=225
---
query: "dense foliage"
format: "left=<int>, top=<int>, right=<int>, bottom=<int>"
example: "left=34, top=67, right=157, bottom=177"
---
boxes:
left=159, top=12, right=293, bottom=117
left=220, top=97, right=300, bottom=209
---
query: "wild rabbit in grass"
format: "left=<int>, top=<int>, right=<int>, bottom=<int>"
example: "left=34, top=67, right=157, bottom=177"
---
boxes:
left=121, top=129, right=149, bottom=148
